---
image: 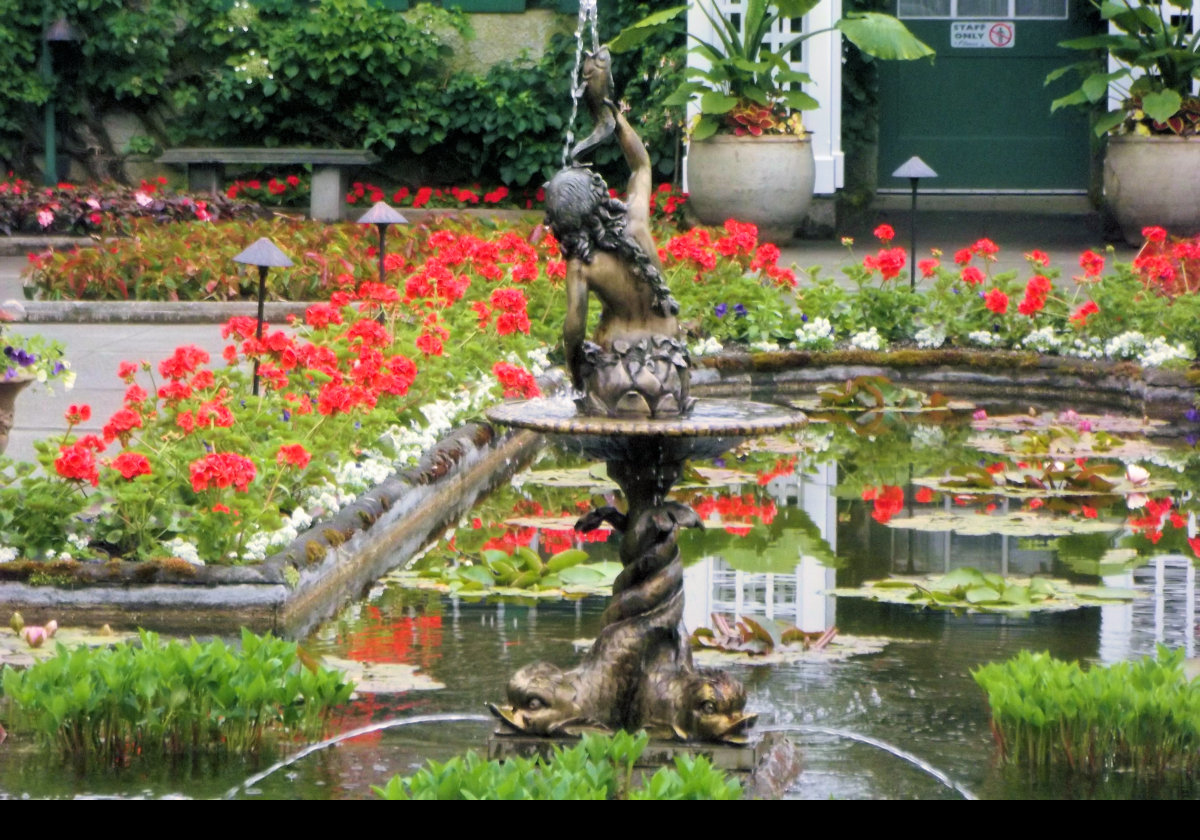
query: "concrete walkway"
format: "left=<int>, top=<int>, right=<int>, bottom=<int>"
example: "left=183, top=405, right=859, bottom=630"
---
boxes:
left=0, top=204, right=1141, bottom=463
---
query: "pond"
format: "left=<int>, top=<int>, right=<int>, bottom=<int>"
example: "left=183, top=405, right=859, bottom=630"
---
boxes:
left=2, top=396, right=1198, bottom=799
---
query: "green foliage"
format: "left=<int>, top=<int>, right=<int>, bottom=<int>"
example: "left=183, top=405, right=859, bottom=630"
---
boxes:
left=816, top=375, right=948, bottom=410
left=613, top=0, right=932, bottom=139
left=0, top=456, right=89, bottom=559
left=373, top=731, right=743, bottom=799
left=0, top=0, right=47, bottom=164
left=1046, top=0, right=1200, bottom=136
left=0, top=628, right=354, bottom=763
left=974, top=647, right=1200, bottom=776
left=834, top=566, right=1138, bottom=613
left=0, top=0, right=685, bottom=187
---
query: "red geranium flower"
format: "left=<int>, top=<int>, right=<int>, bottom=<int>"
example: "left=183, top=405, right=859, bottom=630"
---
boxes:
left=1079, top=250, right=1105, bottom=278
left=276, top=444, right=311, bottom=469
left=493, top=362, right=540, bottom=399
left=189, top=452, right=257, bottom=493
left=960, top=266, right=985, bottom=285
left=110, top=451, right=152, bottom=480
left=1070, top=301, right=1099, bottom=326
left=64, top=404, right=91, bottom=425
left=55, top=441, right=99, bottom=487
left=984, top=288, right=1008, bottom=314
left=103, top=408, right=143, bottom=445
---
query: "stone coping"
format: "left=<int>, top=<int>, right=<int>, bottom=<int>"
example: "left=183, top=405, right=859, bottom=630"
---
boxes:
left=691, top=348, right=1197, bottom=428
left=0, top=421, right=544, bottom=638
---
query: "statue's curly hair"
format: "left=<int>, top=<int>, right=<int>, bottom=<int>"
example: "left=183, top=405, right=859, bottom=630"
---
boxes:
left=544, top=166, right=679, bottom=318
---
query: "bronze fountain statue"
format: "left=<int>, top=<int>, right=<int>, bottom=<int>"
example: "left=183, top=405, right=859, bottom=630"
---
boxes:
left=486, top=41, right=807, bottom=746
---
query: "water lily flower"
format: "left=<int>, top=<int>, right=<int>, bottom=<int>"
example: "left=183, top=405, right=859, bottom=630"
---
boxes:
left=1126, top=464, right=1150, bottom=486
left=21, top=626, right=48, bottom=647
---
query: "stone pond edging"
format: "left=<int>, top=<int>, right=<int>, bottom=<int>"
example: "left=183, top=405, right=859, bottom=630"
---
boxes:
left=691, top=348, right=1197, bottom=428
left=0, top=421, right=544, bottom=637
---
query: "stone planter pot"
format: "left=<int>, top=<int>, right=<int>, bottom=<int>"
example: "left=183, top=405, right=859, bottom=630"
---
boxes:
left=1104, top=135, right=1200, bottom=245
left=0, top=377, right=32, bottom=455
left=686, top=134, right=815, bottom=244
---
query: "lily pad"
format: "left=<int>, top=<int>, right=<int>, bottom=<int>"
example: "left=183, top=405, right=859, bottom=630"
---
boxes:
left=828, top=567, right=1142, bottom=614
left=319, top=656, right=443, bottom=693
left=885, top=510, right=1121, bottom=537
left=513, top=464, right=616, bottom=489
left=969, top=432, right=1166, bottom=460
left=791, top=398, right=975, bottom=414
left=971, top=412, right=1167, bottom=435
left=913, top=462, right=1174, bottom=499
left=692, top=633, right=892, bottom=665
left=0, top=626, right=137, bottom=669
left=804, top=375, right=967, bottom=412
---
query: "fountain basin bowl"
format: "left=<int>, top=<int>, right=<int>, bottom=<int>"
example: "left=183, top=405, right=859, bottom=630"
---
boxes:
left=486, top=397, right=808, bottom=463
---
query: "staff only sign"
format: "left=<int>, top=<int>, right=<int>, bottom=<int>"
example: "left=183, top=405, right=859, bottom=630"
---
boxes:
left=950, top=21, right=1015, bottom=48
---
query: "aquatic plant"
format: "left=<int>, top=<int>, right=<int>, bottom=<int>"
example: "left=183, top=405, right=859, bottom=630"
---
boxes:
left=373, top=731, right=742, bottom=800
left=815, top=375, right=950, bottom=411
left=691, top=613, right=836, bottom=656
left=973, top=647, right=1200, bottom=777
left=0, top=629, right=353, bottom=763
left=402, top=545, right=622, bottom=599
left=831, top=566, right=1138, bottom=613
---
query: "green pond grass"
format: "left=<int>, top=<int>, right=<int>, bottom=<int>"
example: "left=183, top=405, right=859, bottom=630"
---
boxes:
left=0, top=629, right=353, bottom=764
left=973, top=647, right=1200, bottom=777
left=374, top=731, right=743, bottom=800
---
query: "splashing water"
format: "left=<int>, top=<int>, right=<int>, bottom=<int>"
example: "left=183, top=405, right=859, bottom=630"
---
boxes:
left=562, top=0, right=601, bottom=167
left=222, top=713, right=492, bottom=800
left=771, top=724, right=979, bottom=800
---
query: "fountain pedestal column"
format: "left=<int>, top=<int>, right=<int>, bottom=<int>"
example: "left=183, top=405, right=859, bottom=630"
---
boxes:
left=486, top=397, right=807, bottom=744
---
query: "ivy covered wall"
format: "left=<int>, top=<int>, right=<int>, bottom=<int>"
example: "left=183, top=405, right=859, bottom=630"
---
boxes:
left=1, top=0, right=684, bottom=189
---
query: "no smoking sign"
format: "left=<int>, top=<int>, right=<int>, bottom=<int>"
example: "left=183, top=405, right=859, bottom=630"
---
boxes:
left=950, top=21, right=1016, bottom=48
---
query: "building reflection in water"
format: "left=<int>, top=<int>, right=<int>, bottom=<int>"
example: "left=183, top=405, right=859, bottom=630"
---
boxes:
left=682, top=457, right=1198, bottom=663
left=683, top=461, right=838, bottom=634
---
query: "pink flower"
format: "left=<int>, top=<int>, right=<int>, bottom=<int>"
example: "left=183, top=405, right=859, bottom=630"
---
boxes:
left=37, top=208, right=54, bottom=228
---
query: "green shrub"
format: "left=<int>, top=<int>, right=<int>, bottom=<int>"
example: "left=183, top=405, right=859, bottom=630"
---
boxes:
left=0, top=629, right=354, bottom=763
left=0, top=0, right=684, bottom=188
left=973, top=647, right=1200, bottom=777
left=374, top=731, right=743, bottom=800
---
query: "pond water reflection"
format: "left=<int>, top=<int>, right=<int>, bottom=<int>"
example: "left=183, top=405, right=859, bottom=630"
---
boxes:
left=2, top=402, right=1199, bottom=798
left=300, top=404, right=1200, bottom=799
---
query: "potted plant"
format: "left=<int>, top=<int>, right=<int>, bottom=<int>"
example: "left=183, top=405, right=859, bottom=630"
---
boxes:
left=611, top=1, right=933, bottom=240
left=1047, top=0, right=1200, bottom=243
left=0, top=326, right=73, bottom=454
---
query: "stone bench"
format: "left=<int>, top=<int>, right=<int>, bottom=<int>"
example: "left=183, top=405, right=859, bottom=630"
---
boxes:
left=157, top=147, right=379, bottom=221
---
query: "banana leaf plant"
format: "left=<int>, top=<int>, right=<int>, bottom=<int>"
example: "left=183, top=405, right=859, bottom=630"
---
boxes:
left=611, top=1, right=934, bottom=140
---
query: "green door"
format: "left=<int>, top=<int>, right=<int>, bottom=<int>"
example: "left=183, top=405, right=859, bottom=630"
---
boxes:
left=878, top=0, right=1101, bottom=191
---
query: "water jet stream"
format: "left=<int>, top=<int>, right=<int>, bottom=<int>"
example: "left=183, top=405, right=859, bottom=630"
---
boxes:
left=222, top=713, right=492, bottom=799
left=769, top=725, right=979, bottom=800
